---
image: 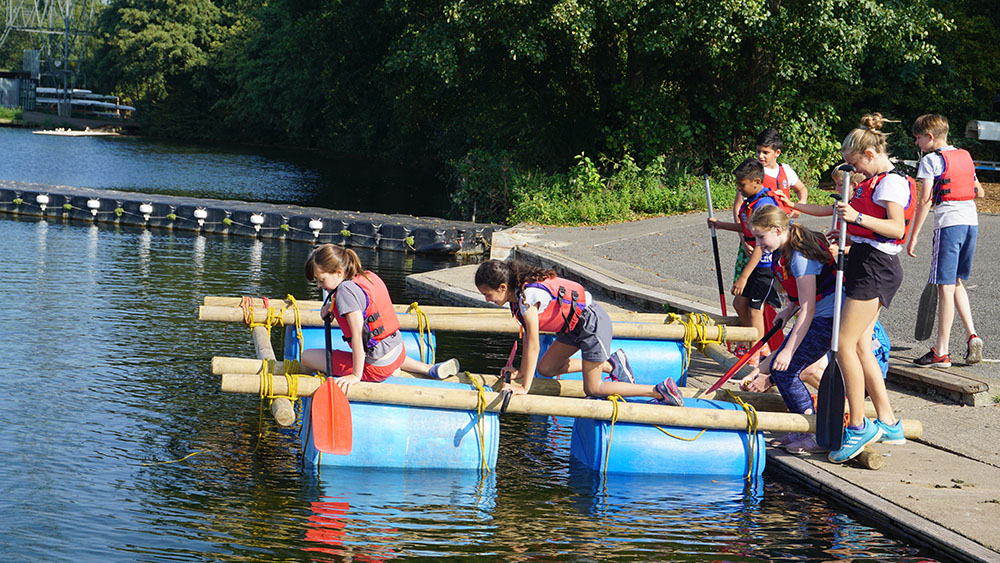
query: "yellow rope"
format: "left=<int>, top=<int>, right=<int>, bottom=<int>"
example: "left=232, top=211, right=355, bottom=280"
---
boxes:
left=725, top=389, right=760, bottom=480
left=602, top=394, right=624, bottom=478
left=406, top=302, right=435, bottom=363
left=141, top=450, right=207, bottom=466
left=464, top=371, right=490, bottom=475
left=653, top=425, right=707, bottom=441
left=666, top=312, right=726, bottom=373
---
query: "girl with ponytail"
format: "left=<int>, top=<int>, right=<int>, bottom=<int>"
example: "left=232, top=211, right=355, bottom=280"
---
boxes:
left=302, top=244, right=460, bottom=392
left=474, top=259, right=684, bottom=405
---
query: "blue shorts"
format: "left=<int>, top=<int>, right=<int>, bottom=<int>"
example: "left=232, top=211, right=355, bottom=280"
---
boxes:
left=930, top=225, right=978, bottom=285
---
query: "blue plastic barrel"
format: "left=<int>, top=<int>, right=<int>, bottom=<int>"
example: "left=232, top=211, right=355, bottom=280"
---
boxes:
left=285, top=323, right=499, bottom=471
left=569, top=397, right=766, bottom=476
left=538, top=334, right=688, bottom=386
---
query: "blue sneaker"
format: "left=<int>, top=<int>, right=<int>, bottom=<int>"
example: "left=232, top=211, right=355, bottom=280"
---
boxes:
left=609, top=349, right=636, bottom=384
left=429, top=358, right=459, bottom=379
left=828, top=419, right=883, bottom=463
left=654, top=377, right=684, bottom=406
left=874, top=418, right=906, bottom=444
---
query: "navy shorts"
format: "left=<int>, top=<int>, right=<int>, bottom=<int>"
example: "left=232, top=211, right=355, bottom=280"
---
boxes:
left=930, top=225, right=978, bottom=285
left=845, top=243, right=903, bottom=307
left=744, top=266, right=782, bottom=310
left=770, top=316, right=834, bottom=414
left=555, top=305, right=613, bottom=363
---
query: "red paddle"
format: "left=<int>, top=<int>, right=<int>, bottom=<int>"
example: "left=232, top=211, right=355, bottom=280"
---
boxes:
left=705, top=316, right=787, bottom=394
left=311, top=313, right=353, bottom=455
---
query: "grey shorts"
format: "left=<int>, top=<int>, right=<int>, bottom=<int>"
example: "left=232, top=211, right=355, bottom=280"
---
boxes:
left=555, top=304, right=613, bottom=363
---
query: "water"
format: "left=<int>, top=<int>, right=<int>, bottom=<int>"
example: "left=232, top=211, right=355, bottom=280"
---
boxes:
left=0, top=216, right=937, bottom=562
left=0, top=128, right=452, bottom=218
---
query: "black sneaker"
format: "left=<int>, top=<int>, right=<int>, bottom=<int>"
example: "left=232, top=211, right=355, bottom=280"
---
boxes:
left=914, top=348, right=951, bottom=368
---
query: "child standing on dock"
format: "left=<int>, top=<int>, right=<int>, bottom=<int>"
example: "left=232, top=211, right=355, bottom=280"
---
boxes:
left=739, top=205, right=840, bottom=454
left=709, top=158, right=784, bottom=368
left=302, top=244, right=460, bottom=392
left=785, top=113, right=913, bottom=462
left=907, top=114, right=985, bottom=367
left=474, top=259, right=684, bottom=405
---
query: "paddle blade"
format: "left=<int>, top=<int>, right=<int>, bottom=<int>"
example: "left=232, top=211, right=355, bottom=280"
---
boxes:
left=816, top=355, right=845, bottom=451
left=914, top=283, right=937, bottom=341
left=311, top=378, right=353, bottom=455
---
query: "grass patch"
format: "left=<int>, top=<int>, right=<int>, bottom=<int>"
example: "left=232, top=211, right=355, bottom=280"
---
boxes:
left=0, top=107, right=23, bottom=121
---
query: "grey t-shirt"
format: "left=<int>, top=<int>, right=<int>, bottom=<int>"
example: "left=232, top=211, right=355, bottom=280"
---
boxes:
left=334, top=280, right=402, bottom=361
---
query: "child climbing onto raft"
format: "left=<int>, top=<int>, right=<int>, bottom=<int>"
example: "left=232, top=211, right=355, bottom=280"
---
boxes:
left=784, top=113, right=913, bottom=462
left=474, top=259, right=684, bottom=405
left=739, top=205, right=841, bottom=454
left=302, top=244, right=460, bottom=392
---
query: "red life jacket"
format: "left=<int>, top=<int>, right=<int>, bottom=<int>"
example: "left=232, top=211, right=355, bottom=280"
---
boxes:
left=762, top=165, right=793, bottom=208
left=933, top=148, right=977, bottom=204
left=331, top=271, right=401, bottom=353
left=772, top=248, right=837, bottom=305
left=510, top=276, right=587, bottom=333
left=739, top=190, right=785, bottom=243
left=846, top=169, right=916, bottom=245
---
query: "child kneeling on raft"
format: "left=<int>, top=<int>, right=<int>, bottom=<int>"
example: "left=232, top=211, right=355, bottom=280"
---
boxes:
left=302, top=244, right=460, bottom=392
left=474, top=259, right=683, bottom=405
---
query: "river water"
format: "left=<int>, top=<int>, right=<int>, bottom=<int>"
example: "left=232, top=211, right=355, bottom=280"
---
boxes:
left=0, top=129, right=938, bottom=561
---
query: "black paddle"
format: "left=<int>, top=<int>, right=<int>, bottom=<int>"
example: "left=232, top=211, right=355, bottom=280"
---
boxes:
left=704, top=175, right=729, bottom=318
left=914, top=282, right=937, bottom=340
left=816, top=165, right=853, bottom=451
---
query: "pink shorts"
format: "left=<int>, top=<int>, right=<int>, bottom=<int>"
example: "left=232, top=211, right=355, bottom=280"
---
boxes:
left=327, top=346, right=405, bottom=383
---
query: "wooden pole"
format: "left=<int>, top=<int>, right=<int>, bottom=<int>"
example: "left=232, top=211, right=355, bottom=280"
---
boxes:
left=218, top=375, right=923, bottom=439
left=198, top=305, right=759, bottom=342
left=213, top=355, right=890, bottom=420
left=251, top=326, right=296, bottom=427
left=203, top=297, right=681, bottom=324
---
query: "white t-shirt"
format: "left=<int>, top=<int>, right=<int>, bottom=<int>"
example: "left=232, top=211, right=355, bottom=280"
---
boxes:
left=764, top=163, right=800, bottom=190
left=518, top=285, right=593, bottom=319
left=916, top=146, right=978, bottom=230
left=849, top=173, right=911, bottom=255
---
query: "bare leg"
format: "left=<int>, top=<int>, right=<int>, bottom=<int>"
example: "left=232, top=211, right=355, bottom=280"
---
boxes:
left=935, top=284, right=957, bottom=355
left=857, top=313, right=896, bottom=425
left=539, top=341, right=660, bottom=399
left=301, top=348, right=326, bottom=374
left=837, top=297, right=882, bottom=428
left=401, top=355, right=431, bottom=375
left=954, top=279, right=978, bottom=340
left=748, top=307, right=766, bottom=341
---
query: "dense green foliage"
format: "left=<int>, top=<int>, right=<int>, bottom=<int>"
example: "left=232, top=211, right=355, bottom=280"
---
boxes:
left=57, top=0, right=1000, bottom=223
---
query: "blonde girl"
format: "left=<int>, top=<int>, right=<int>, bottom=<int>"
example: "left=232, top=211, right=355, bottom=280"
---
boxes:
left=786, top=113, right=912, bottom=462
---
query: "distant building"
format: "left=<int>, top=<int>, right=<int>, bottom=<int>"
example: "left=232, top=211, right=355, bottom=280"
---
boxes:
left=0, top=71, right=37, bottom=109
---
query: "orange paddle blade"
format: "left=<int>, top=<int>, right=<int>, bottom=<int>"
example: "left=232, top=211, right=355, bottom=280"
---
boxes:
left=311, top=378, right=353, bottom=455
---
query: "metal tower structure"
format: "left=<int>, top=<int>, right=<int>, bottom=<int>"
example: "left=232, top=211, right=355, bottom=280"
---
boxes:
left=0, top=0, right=96, bottom=115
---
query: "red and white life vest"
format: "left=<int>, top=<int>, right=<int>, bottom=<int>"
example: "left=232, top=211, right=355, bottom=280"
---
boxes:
left=331, top=271, right=401, bottom=353
left=763, top=165, right=792, bottom=207
left=846, top=169, right=916, bottom=245
left=933, top=148, right=977, bottom=204
left=772, top=249, right=837, bottom=305
left=510, top=276, right=587, bottom=333
left=739, top=189, right=787, bottom=243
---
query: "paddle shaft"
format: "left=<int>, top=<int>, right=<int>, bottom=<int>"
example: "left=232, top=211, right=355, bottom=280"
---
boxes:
left=705, top=315, right=787, bottom=394
left=705, top=174, right=728, bottom=316
left=831, top=167, right=852, bottom=357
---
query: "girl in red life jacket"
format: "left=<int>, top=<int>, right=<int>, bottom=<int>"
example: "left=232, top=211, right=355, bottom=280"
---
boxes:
left=302, top=244, right=460, bottom=393
left=474, top=259, right=684, bottom=406
left=786, top=113, right=909, bottom=463
left=740, top=205, right=840, bottom=454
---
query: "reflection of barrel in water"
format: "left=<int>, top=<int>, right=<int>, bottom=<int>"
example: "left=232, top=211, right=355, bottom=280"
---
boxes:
left=304, top=468, right=497, bottom=559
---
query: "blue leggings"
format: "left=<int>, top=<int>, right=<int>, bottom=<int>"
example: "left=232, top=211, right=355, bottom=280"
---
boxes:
left=770, top=316, right=834, bottom=414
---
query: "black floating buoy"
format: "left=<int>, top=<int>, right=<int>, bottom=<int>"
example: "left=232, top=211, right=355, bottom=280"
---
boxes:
left=414, top=241, right=460, bottom=255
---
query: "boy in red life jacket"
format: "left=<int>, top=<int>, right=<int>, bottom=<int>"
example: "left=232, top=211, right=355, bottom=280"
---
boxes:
left=302, top=244, right=461, bottom=393
left=731, top=128, right=809, bottom=294
left=908, top=114, right=986, bottom=367
left=708, top=158, right=783, bottom=368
